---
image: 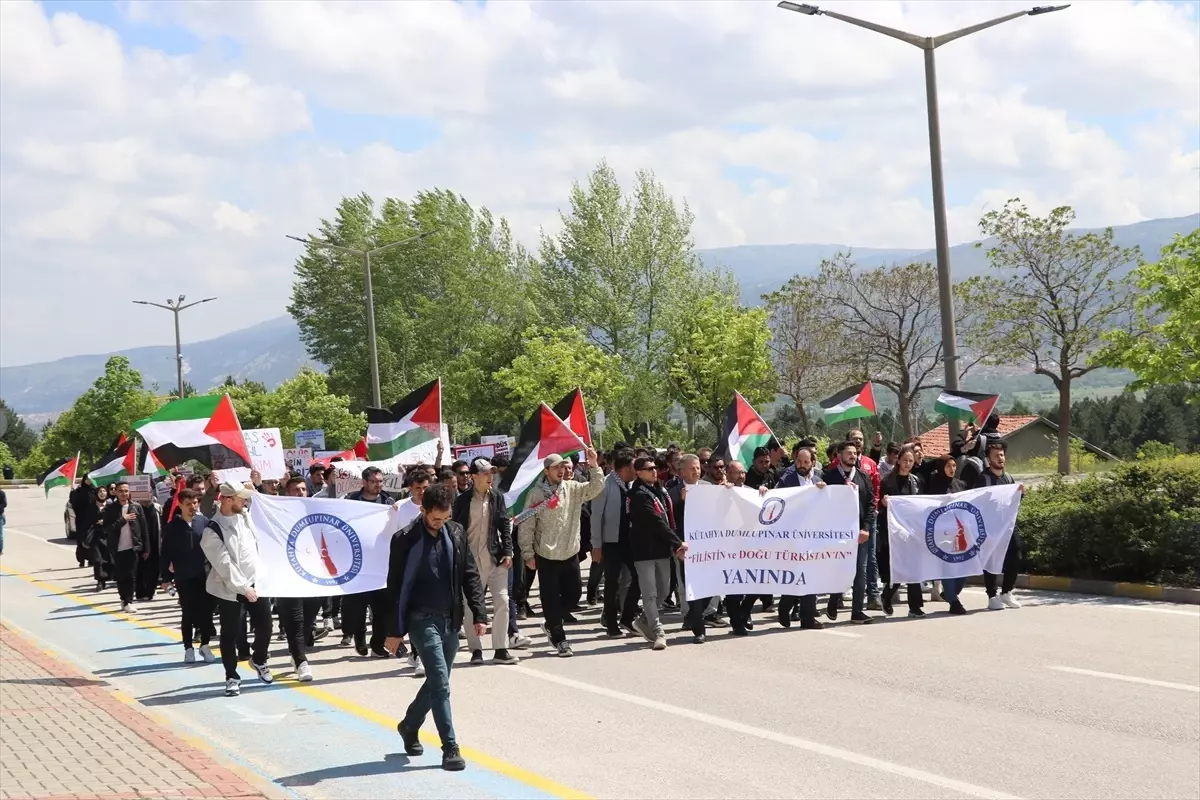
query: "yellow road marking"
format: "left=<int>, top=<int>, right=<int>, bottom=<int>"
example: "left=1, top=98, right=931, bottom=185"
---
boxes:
left=2, top=567, right=591, bottom=799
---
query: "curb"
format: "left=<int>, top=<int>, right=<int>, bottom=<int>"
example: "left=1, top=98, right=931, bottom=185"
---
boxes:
left=965, top=573, right=1200, bottom=605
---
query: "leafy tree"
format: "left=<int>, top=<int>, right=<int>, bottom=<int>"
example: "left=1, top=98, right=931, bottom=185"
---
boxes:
left=0, top=399, right=37, bottom=460
left=41, top=357, right=158, bottom=465
left=260, top=368, right=366, bottom=450
left=0, top=441, right=14, bottom=470
left=762, top=276, right=843, bottom=433
left=665, top=293, right=776, bottom=430
left=16, top=439, right=51, bottom=479
left=1008, top=397, right=1035, bottom=415
left=535, top=161, right=712, bottom=441
left=495, top=327, right=626, bottom=427
left=1099, top=229, right=1199, bottom=399
left=961, top=199, right=1137, bottom=473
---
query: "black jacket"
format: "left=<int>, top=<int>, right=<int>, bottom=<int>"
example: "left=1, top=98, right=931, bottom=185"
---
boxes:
left=822, top=464, right=877, bottom=534
left=452, top=486, right=513, bottom=565
left=70, top=484, right=98, bottom=533
left=346, top=489, right=395, bottom=504
left=161, top=513, right=209, bottom=581
left=385, top=518, right=487, bottom=638
left=103, top=501, right=149, bottom=555
left=627, top=481, right=683, bottom=562
left=879, top=470, right=922, bottom=538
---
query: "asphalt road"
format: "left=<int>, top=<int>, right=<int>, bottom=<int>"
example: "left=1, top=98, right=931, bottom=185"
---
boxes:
left=2, top=486, right=1197, bottom=799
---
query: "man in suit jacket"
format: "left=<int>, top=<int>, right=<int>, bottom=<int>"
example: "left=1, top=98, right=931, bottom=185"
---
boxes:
left=385, top=483, right=488, bottom=772
left=822, top=441, right=877, bottom=625
left=103, top=480, right=150, bottom=613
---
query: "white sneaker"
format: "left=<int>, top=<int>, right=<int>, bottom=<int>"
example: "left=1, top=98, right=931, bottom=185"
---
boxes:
left=1000, top=592, right=1022, bottom=609
left=652, top=636, right=667, bottom=651
left=987, top=596, right=1004, bottom=611
left=296, top=662, right=313, bottom=682
left=323, top=618, right=334, bottom=632
left=252, top=660, right=273, bottom=684
left=224, top=678, right=240, bottom=697
left=510, top=634, right=534, bottom=650
left=122, top=603, right=138, bottom=614
left=409, top=653, right=425, bottom=678
left=184, top=648, right=196, bottom=664
left=198, top=645, right=216, bottom=663
left=632, top=616, right=653, bottom=642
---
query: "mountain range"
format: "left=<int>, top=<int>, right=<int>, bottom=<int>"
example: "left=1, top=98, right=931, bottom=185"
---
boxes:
left=3, top=213, right=1195, bottom=417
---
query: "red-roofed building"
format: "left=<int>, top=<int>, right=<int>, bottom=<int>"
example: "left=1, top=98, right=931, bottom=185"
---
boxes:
left=918, top=415, right=1119, bottom=464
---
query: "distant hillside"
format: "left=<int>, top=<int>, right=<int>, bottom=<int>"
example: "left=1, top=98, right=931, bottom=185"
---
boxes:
left=0, top=316, right=319, bottom=415
left=3, top=213, right=1194, bottom=416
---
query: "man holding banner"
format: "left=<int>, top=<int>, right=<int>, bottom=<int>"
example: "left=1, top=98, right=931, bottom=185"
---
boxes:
left=820, top=441, right=879, bottom=624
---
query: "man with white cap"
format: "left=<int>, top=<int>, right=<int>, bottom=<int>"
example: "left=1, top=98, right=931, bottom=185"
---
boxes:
left=453, top=457, right=525, bottom=665
left=201, top=481, right=273, bottom=697
left=518, top=447, right=604, bottom=658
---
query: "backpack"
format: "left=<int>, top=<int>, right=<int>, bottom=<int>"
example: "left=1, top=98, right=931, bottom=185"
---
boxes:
left=202, top=518, right=224, bottom=575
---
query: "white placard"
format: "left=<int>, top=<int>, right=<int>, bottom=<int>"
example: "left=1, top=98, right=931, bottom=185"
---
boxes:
left=453, top=443, right=496, bottom=463
left=125, top=474, right=153, bottom=503
left=331, top=457, right=407, bottom=497
left=294, top=429, right=326, bottom=450
left=284, top=448, right=313, bottom=474
left=682, top=484, right=859, bottom=600
left=213, top=427, right=286, bottom=483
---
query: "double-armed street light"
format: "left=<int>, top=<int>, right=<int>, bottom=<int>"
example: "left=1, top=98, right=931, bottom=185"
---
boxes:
left=132, top=295, right=218, bottom=399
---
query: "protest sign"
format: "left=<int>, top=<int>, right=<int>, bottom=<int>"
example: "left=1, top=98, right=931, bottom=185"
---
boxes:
left=480, top=435, right=512, bottom=459
left=682, top=484, right=859, bottom=600
left=331, top=457, right=407, bottom=497
left=284, top=448, right=313, bottom=474
left=453, top=443, right=496, bottom=463
left=213, top=428, right=286, bottom=483
left=314, top=450, right=342, bottom=461
left=295, top=429, right=326, bottom=450
left=126, top=475, right=153, bottom=503
left=886, top=484, right=1021, bottom=584
left=250, top=494, right=405, bottom=598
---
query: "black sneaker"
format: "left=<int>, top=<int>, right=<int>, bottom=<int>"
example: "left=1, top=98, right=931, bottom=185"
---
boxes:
left=312, top=626, right=330, bottom=642
left=442, top=745, right=466, bottom=771
left=881, top=594, right=894, bottom=616
left=730, top=626, right=749, bottom=637
left=826, top=597, right=839, bottom=621
left=908, top=608, right=926, bottom=618
left=354, top=634, right=368, bottom=657
left=800, top=618, right=825, bottom=630
left=470, top=649, right=484, bottom=664
left=744, top=620, right=755, bottom=631
left=850, top=612, right=875, bottom=624
left=692, top=633, right=707, bottom=644
left=605, top=627, right=625, bottom=638
left=493, top=649, right=519, bottom=665
left=703, top=614, right=728, bottom=628
left=397, top=722, right=423, bottom=756
left=556, top=641, right=574, bottom=658
left=339, top=635, right=352, bottom=647
left=948, top=601, right=968, bottom=615
left=371, top=647, right=391, bottom=658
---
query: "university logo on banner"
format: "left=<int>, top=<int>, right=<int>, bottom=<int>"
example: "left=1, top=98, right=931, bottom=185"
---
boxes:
left=285, top=512, right=365, bottom=587
left=886, top=484, right=1022, bottom=584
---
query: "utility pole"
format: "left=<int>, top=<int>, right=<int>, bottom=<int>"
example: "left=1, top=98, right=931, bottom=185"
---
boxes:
left=132, top=295, right=217, bottom=399
left=777, top=2, right=1070, bottom=439
left=287, top=231, right=434, bottom=408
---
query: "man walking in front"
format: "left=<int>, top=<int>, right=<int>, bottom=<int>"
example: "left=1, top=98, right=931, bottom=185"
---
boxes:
left=385, top=483, right=488, bottom=772
left=103, top=481, right=149, bottom=613
left=201, top=482, right=274, bottom=697
left=626, top=457, right=688, bottom=650
left=518, top=447, right=604, bottom=658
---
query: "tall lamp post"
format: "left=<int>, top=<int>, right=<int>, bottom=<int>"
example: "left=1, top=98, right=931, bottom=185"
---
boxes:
left=286, top=231, right=434, bottom=408
left=777, top=2, right=1069, bottom=438
left=132, top=295, right=217, bottom=400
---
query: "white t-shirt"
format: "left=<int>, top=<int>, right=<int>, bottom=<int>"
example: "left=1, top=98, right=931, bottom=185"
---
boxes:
left=117, top=504, right=135, bottom=551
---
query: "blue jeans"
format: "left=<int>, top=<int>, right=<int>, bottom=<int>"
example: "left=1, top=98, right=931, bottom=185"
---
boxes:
left=0, top=513, right=5, bottom=555
left=865, top=519, right=880, bottom=601
left=402, top=612, right=459, bottom=749
left=507, top=565, right=519, bottom=636
left=942, top=577, right=967, bottom=603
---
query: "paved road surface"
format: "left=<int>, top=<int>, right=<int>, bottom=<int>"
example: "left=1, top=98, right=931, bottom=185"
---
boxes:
left=1, top=487, right=1197, bottom=799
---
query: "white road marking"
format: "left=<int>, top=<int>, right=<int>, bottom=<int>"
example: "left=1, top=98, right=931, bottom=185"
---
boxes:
left=512, top=666, right=1023, bottom=800
left=7, top=527, right=65, bottom=546
left=1047, top=666, right=1200, bottom=693
left=817, top=629, right=862, bottom=638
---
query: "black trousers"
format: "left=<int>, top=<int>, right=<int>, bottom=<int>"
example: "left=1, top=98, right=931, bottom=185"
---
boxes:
left=677, top=557, right=710, bottom=636
left=878, top=537, right=923, bottom=611
left=777, top=594, right=819, bottom=622
left=277, top=597, right=321, bottom=666
left=724, top=595, right=759, bottom=632
left=218, top=594, right=272, bottom=680
left=601, top=542, right=630, bottom=629
left=535, top=556, right=574, bottom=645
left=586, top=559, right=603, bottom=604
left=984, top=530, right=1022, bottom=596
left=176, top=575, right=214, bottom=649
left=113, top=549, right=139, bottom=605
left=559, top=556, right=582, bottom=611
left=342, top=590, right=388, bottom=651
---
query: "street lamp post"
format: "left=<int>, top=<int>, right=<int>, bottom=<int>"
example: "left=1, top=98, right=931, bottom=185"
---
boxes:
left=777, top=2, right=1069, bottom=438
left=286, top=231, right=434, bottom=408
left=132, top=295, right=217, bottom=399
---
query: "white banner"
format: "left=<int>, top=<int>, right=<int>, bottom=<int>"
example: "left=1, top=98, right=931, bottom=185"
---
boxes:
left=886, top=485, right=1022, bottom=584
left=332, top=457, right=407, bottom=497
left=682, top=484, right=859, bottom=600
left=214, top=428, right=286, bottom=483
left=250, top=493, right=398, bottom=598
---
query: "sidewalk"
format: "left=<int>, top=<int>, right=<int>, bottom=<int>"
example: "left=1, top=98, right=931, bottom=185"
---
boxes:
left=0, top=624, right=276, bottom=800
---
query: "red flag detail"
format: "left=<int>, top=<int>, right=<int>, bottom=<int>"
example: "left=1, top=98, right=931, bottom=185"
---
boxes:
left=204, top=395, right=251, bottom=463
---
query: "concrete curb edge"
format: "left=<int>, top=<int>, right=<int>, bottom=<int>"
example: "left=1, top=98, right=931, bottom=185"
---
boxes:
left=964, top=573, right=1200, bottom=605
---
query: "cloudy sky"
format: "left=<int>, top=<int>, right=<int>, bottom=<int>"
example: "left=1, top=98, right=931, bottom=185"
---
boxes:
left=2, top=0, right=1197, bottom=367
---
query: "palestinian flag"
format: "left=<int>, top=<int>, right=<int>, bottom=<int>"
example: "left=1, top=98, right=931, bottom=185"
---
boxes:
left=88, top=437, right=137, bottom=484
left=500, top=403, right=585, bottom=518
left=133, top=394, right=250, bottom=471
left=552, top=388, right=592, bottom=446
left=714, top=392, right=773, bottom=466
left=934, top=390, right=1000, bottom=427
left=37, top=453, right=79, bottom=497
left=820, top=382, right=876, bottom=425
left=366, top=379, right=441, bottom=460
left=139, top=442, right=168, bottom=478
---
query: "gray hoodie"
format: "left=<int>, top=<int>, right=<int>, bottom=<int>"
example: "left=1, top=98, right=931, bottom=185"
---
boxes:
left=590, top=471, right=628, bottom=550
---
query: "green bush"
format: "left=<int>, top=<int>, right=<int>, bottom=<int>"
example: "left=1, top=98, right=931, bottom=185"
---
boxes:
left=1018, top=455, right=1200, bottom=586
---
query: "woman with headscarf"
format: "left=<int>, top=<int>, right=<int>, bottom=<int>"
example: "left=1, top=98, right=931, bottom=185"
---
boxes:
left=84, top=485, right=112, bottom=591
left=878, top=445, right=925, bottom=618
left=135, top=497, right=162, bottom=601
left=70, top=476, right=97, bottom=568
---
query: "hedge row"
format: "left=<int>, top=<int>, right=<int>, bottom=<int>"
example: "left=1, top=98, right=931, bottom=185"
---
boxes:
left=1018, top=455, right=1200, bottom=587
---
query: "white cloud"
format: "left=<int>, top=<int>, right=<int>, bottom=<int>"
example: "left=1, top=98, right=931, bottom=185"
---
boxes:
left=1, top=0, right=1197, bottom=368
